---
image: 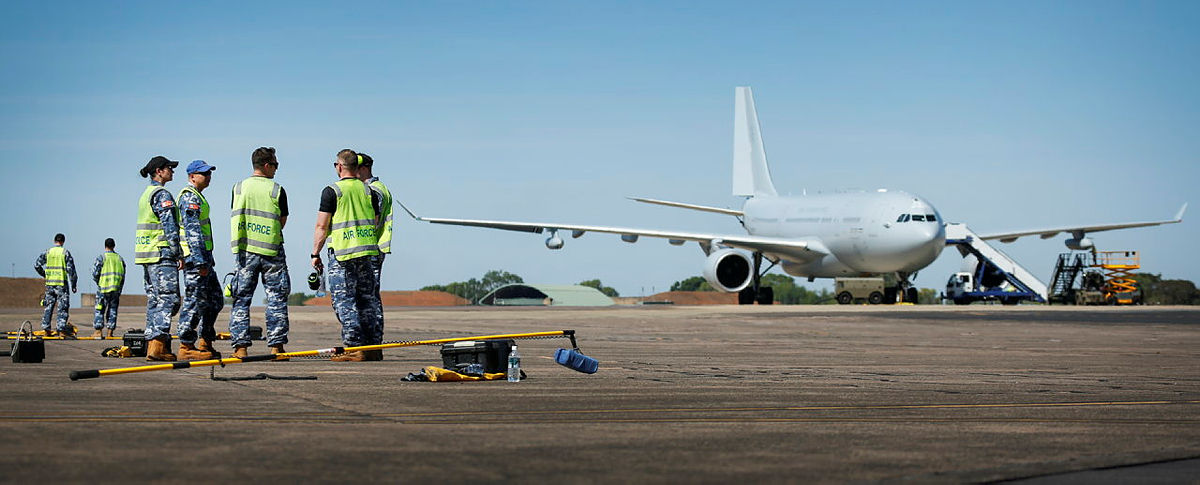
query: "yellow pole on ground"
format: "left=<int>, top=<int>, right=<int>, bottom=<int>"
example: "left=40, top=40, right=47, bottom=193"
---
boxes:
left=69, top=330, right=575, bottom=381
left=3, top=336, right=124, bottom=340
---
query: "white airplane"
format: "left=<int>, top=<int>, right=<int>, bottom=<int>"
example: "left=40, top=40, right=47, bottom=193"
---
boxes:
left=401, top=87, right=1186, bottom=304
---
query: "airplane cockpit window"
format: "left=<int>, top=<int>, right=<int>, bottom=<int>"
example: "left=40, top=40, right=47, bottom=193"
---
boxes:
left=926, top=214, right=937, bottom=222
left=911, top=214, right=925, bottom=222
left=896, top=214, right=910, bottom=223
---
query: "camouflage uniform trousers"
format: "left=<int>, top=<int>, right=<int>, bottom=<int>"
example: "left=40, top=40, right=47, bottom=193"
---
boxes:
left=92, top=292, right=121, bottom=330
left=327, top=252, right=382, bottom=347
left=178, top=265, right=224, bottom=345
left=229, top=251, right=289, bottom=349
left=368, top=253, right=386, bottom=344
left=142, top=261, right=180, bottom=341
left=41, top=285, right=70, bottom=332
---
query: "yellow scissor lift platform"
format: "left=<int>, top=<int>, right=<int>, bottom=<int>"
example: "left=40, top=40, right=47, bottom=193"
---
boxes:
left=1095, top=250, right=1141, bottom=305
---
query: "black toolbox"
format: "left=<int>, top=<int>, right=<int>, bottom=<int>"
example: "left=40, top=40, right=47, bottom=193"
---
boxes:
left=440, top=339, right=514, bottom=374
left=123, top=329, right=147, bottom=357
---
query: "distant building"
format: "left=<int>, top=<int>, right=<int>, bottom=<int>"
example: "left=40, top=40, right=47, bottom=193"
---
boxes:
left=306, top=290, right=469, bottom=307
left=479, top=284, right=615, bottom=307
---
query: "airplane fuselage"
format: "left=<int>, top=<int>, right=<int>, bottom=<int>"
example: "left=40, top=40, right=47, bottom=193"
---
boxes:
left=742, top=190, right=946, bottom=278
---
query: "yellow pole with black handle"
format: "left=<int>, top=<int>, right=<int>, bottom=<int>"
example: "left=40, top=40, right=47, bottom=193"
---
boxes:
left=70, top=330, right=576, bottom=380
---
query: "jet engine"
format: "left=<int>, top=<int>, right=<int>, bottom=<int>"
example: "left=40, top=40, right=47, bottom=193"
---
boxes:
left=1064, top=237, right=1093, bottom=251
left=702, top=249, right=753, bottom=293
left=545, top=229, right=564, bottom=250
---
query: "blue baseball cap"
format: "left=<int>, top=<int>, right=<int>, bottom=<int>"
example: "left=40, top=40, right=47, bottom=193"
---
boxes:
left=186, top=160, right=217, bottom=174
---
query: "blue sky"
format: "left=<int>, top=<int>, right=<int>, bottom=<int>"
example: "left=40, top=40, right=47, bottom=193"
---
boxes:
left=2, top=1, right=1197, bottom=302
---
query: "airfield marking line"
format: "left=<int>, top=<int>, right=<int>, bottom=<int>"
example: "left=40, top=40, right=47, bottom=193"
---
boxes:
left=4, top=400, right=1194, bottom=423
left=3, top=417, right=1197, bottom=425
left=392, top=418, right=1200, bottom=425
left=373, top=399, right=1200, bottom=418
left=0, top=398, right=1190, bottom=417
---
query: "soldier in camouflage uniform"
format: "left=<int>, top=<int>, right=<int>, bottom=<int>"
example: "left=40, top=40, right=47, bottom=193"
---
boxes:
left=177, top=160, right=223, bottom=360
left=311, top=149, right=383, bottom=362
left=229, top=147, right=290, bottom=359
left=136, top=156, right=182, bottom=361
left=356, top=153, right=392, bottom=345
left=34, top=233, right=78, bottom=337
left=90, top=238, right=125, bottom=338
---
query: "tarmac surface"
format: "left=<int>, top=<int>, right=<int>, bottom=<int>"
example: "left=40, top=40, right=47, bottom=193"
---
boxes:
left=0, top=305, right=1197, bottom=483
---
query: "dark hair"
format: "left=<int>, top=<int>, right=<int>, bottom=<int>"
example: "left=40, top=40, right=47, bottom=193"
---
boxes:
left=54, top=233, right=65, bottom=244
left=104, top=238, right=115, bottom=249
left=358, top=153, right=374, bottom=167
left=252, top=147, right=277, bottom=169
left=336, top=149, right=358, bottom=167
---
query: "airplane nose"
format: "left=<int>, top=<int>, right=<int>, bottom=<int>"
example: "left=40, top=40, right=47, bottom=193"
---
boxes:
left=902, top=223, right=945, bottom=266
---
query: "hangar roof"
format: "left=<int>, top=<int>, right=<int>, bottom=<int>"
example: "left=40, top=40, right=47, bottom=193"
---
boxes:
left=479, top=284, right=615, bottom=306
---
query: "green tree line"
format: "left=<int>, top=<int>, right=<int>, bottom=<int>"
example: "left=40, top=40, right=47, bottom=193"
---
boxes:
left=1131, top=273, right=1200, bottom=305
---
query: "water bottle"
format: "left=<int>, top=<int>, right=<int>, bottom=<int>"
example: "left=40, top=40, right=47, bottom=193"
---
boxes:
left=507, top=345, right=521, bottom=382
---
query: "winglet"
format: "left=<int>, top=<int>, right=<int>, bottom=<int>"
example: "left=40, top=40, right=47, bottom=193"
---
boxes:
left=395, top=201, right=421, bottom=221
left=1175, top=203, right=1188, bottom=222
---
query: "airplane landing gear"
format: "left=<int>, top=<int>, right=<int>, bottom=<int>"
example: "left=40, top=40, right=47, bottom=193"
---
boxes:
left=738, top=252, right=775, bottom=305
left=897, top=272, right=919, bottom=304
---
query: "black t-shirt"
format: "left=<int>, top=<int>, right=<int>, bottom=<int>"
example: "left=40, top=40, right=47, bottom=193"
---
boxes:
left=320, top=178, right=380, bottom=215
left=229, top=178, right=289, bottom=217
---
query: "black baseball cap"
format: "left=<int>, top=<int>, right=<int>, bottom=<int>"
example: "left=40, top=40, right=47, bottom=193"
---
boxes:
left=144, top=155, right=179, bottom=172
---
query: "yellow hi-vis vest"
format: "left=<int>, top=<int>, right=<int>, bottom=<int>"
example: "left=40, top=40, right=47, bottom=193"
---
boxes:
left=368, top=179, right=394, bottom=254
left=135, top=185, right=170, bottom=264
left=178, top=185, right=213, bottom=258
left=231, top=177, right=284, bottom=256
left=327, top=179, right=379, bottom=262
left=44, top=246, right=67, bottom=286
left=98, top=251, right=124, bottom=293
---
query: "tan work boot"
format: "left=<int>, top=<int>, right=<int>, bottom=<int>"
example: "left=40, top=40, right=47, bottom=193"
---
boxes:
left=268, top=344, right=289, bottom=362
left=232, top=346, right=249, bottom=359
left=196, top=338, right=219, bottom=358
left=178, top=342, right=214, bottom=360
left=145, top=336, right=177, bottom=362
left=91, top=328, right=104, bottom=338
left=106, top=328, right=116, bottom=338
left=330, top=351, right=366, bottom=362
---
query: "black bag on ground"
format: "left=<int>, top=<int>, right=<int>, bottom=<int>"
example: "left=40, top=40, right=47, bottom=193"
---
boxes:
left=440, top=339, right=514, bottom=374
left=12, top=321, right=45, bottom=363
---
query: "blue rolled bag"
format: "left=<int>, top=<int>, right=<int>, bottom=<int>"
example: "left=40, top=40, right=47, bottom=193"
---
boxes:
left=554, top=347, right=598, bottom=374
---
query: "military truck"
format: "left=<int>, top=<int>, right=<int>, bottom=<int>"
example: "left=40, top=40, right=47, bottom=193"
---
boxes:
left=834, top=277, right=887, bottom=305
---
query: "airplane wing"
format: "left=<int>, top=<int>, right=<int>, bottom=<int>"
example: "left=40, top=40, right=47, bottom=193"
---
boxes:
left=979, top=203, right=1187, bottom=243
left=397, top=202, right=823, bottom=262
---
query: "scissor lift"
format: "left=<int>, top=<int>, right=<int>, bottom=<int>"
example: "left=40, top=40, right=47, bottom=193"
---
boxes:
left=1096, top=250, right=1141, bottom=305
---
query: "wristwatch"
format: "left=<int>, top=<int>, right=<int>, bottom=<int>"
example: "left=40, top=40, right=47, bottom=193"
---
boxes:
left=310, top=253, right=320, bottom=259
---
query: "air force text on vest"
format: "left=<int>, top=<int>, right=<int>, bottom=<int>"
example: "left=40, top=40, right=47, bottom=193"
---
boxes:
left=342, top=226, right=376, bottom=240
left=238, top=221, right=278, bottom=236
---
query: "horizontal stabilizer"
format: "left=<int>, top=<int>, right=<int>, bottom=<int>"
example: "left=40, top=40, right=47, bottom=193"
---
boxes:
left=628, top=197, right=744, bottom=217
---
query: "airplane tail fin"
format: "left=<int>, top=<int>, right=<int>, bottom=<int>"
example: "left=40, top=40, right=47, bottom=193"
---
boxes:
left=732, top=86, right=778, bottom=198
